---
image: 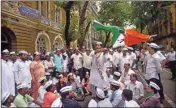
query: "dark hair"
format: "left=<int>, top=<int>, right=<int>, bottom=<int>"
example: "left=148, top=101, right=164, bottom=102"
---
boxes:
left=61, top=91, right=69, bottom=98
left=150, top=86, right=158, bottom=94
left=46, top=85, right=53, bottom=92
left=153, top=48, right=158, bottom=52
left=68, top=75, right=74, bottom=82
left=122, top=89, right=133, bottom=101
left=112, top=84, right=120, bottom=90
left=131, top=74, right=137, bottom=79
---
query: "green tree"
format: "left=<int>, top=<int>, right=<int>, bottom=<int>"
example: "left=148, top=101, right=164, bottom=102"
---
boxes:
left=131, top=1, right=173, bottom=33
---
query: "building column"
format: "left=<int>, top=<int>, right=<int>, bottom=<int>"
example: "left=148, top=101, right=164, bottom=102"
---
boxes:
left=38, top=1, right=41, bottom=14
left=48, top=1, right=51, bottom=19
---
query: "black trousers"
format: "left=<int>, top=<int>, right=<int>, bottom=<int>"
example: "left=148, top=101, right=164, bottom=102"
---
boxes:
left=169, top=61, right=176, bottom=79
left=146, top=77, right=164, bottom=100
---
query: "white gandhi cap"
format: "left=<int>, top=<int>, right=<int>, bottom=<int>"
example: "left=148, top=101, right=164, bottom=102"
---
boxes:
left=114, top=71, right=121, bottom=76
left=2, top=49, right=9, bottom=53
left=10, top=51, right=15, bottom=55
left=17, top=83, right=29, bottom=90
left=2, top=91, right=10, bottom=103
left=88, top=99, right=98, bottom=107
left=60, top=86, right=72, bottom=93
left=19, top=50, right=28, bottom=54
left=96, top=88, right=105, bottom=99
left=148, top=43, right=160, bottom=49
left=44, top=80, right=53, bottom=90
left=110, top=80, right=120, bottom=87
left=149, top=81, right=160, bottom=90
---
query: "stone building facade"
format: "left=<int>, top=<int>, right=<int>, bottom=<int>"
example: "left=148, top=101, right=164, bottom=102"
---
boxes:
left=1, top=1, right=66, bottom=53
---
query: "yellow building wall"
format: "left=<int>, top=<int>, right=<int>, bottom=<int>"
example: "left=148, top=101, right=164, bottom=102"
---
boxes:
left=50, top=2, right=55, bottom=22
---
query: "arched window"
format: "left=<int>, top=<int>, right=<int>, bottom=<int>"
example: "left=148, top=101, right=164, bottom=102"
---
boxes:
left=35, top=31, right=51, bottom=53
left=37, top=37, right=46, bottom=53
left=54, top=36, right=63, bottom=49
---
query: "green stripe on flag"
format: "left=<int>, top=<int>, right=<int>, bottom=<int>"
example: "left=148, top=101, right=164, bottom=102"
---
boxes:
left=92, top=20, right=125, bottom=45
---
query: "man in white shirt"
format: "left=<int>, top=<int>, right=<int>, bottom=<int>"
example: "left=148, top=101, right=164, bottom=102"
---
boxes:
left=146, top=43, right=164, bottom=103
left=126, top=74, right=144, bottom=104
left=2, top=49, right=16, bottom=96
left=71, top=48, right=83, bottom=80
left=167, top=47, right=176, bottom=80
left=122, top=62, right=135, bottom=86
left=109, top=80, right=124, bottom=107
left=122, top=89, right=139, bottom=107
left=14, top=50, right=32, bottom=88
left=127, top=47, right=137, bottom=70
left=96, top=88, right=113, bottom=107
left=37, top=77, right=47, bottom=103
left=104, top=49, right=114, bottom=73
left=119, top=48, right=130, bottom=74
left=113, top=46, right=123, bottom=71
left=81, top=48, right=92, bottom=77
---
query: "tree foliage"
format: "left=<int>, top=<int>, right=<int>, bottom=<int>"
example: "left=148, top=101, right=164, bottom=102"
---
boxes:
left=131, top=1, right=173, bottom=33
left=55, top=1, right=91, bottom=48
left=98, top=1, right=132, bottom=27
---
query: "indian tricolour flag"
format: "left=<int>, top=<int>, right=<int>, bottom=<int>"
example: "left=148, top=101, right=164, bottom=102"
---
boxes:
left=92, top=20, right=151, bottom=48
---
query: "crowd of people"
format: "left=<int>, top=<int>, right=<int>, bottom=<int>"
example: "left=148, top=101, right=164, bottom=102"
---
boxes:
left=1, top=41, right=176, bottom=108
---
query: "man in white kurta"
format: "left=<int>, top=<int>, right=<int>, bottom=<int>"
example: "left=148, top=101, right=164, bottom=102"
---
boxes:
left=113, top=47, right=123, bottom=71
left=2, top=49, right=11, bottom=98
left=2, top=49, right=15, bottom=96
left=90, top=42, right=108, bottom=98
left=71, top=48, right=83, bottom=80
left=127, top=47, right=137, bottom=70
left=14, top=50, right=32, bottom=88
left=119, top=48, right=130, bottom=75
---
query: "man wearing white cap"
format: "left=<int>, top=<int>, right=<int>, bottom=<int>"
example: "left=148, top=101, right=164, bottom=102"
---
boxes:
left=119, top=47, right=130, bottom=74
left=37, top=77, right=47, bottom=103
left=2, top=91, right=16, bottom=107
left=42, top=81, right=60, bottom=107
left=13, top=83, right=41, bottom=107
left=60, top=86, right=81, bottom=108
left=109, top=80, right=124, bottom=107
left=122, top=62, right=135, bottom=85
left=146, top=43, right=164, bottom=103
left=113, top=72, right=125, bottom=90
left=89, top=41, right=108, bottom=98
left=140, top=81, right=161, bottom=107
left=2, top=49, right=16, bottom=97
left=96, top=88, right=113, bottom=107
left=13, top=50, right=32, bottom=88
